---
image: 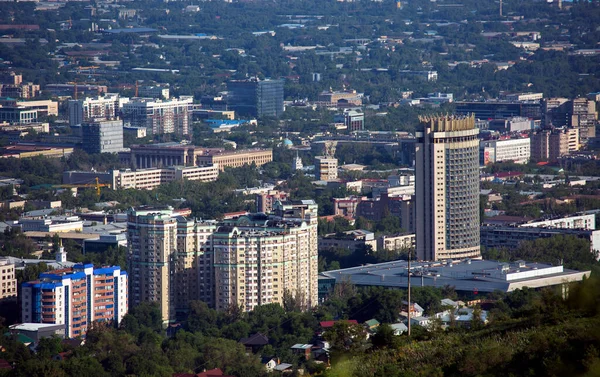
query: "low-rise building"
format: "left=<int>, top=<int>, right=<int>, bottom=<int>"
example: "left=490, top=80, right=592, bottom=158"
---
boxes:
left=319, top=229, right=378, bottom=252
left=378, top=233, right=415, bottom=251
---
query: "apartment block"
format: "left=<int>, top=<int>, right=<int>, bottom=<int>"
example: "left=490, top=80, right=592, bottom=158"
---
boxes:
left=121, top=97, right=192, bottom=137
left=314, top=156, right=338, bottom=181
left=21, top=260, right=128, bottom=338
left=68, top=94, right=122, bottom=126
left=530, top=129, right=575, bottom=162
left=488, top=117, right=532, bottom=133
left=127, top=208, right=177, bottom=323
left=256, top=190, right=289, bottom=213
left=319, top=229, right=378, bottom=253
left=480, top=138, right=531, bottom=165
left=127, top=201, right=319, bottom=322
left=378, top=233, right=416, bottom=251
left=138, top=85, right=170, bottom=99
left=0, top=258, right=17, bottom=301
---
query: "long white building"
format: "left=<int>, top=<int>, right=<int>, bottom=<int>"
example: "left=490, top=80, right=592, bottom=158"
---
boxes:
left=480, top=138, right=531, bottom=165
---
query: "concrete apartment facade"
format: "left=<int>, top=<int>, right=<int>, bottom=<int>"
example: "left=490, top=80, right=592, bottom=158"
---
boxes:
left=21, top=262, right=128, bottom=338
left=314, top=156, right=338, bottom=181
left=81, top=119, right=124, bottom=154
left=0, top=258, right=17, bottom=301
left=127, top=201, right=319, bottom=323
left=415, top=115, right=481, bottom=261
left=121, top=97, right=193, bottom=137
left=120, top=144, right=272, bottom=171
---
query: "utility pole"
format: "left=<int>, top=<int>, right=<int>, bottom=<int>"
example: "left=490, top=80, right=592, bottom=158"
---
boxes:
left=499, top=0, right=503, bottom=17
left=407, top=248, right=411, bottom=337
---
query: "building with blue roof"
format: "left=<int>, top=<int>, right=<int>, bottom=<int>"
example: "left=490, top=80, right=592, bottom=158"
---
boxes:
left=21, top=256, right=127, bottom=338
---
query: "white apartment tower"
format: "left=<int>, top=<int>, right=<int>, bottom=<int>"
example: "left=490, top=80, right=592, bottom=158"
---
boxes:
left=68, top=94, right=122, bottom=126
left=415, top=115, right=481, bottom=261
left=121, top=97, right=192, bottom=137
left=213, top=202, right=318, bottom=312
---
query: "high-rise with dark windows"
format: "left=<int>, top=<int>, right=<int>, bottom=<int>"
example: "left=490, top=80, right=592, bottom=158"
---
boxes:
left=227, top=78, right=284, bottom=118
left=415, top=115, right=481, bottom=261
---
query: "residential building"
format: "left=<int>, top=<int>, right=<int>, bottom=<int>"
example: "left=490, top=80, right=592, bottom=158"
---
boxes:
left=227, top=78, right=284, bottom=117
left=356, top=194, right=415, bottom=232
left=398, top=70, right=438, bottom=81
left=44, top=84, right=108, bottom=98
left=21, top=260, right=128, bottom=338
left=333, top=196, right=363, bottom=218
left=480, top=138, right=531, bottom=165
left=213, top=208, right=319, bottom=312
left=378, top=233, right=415, bottom=251
left=68, top=94, right=122, bottom=126
left=502, top=92, right=544, bottom=102
left=126, top=207, right=179, bottom=323
left=127, top=201, right=319, bottom=322
left=520, top=213, right=595, bottom=230
left=121, top=97, right=192, bottom=137
left=334, top=109, right=365, bottom=131
left=319, top=229, right=378, bottom=253
left=415, top=115, right=480, bottom=261
left=0, top=82, right=40, bottom=99
left=530, top=128, right=575, bottom=162
left=0, top=258, right=17, bottom=301
left=81, top=119, right=124, bottom=154
left=256, top=190, right=289, bottom=213
left=314, top=156, right=338, bottom=181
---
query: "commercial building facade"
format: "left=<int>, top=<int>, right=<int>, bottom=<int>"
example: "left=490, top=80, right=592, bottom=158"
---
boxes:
left=227, top=78, right=284, bottom=117
left=21, top=263, right=128, bottom=338
left=415, top=115, right=481, bottom=261
left=68, top=94, right=122, bottom=126
left=81, top=119, right=124, bottom=154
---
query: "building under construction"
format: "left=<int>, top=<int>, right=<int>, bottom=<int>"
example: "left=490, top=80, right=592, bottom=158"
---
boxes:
left=121, top=97, right=193, bottom=137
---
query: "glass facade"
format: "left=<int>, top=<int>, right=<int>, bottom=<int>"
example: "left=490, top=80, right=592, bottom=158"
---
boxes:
left=228, top=79, right=284, bottom=117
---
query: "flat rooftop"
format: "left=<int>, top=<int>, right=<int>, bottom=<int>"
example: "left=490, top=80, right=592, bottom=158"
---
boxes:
left=319, top=259, right=590, bottom=293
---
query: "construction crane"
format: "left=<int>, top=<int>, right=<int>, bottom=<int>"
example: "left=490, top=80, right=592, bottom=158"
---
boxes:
left=52, top=178, right=111, bottom=197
